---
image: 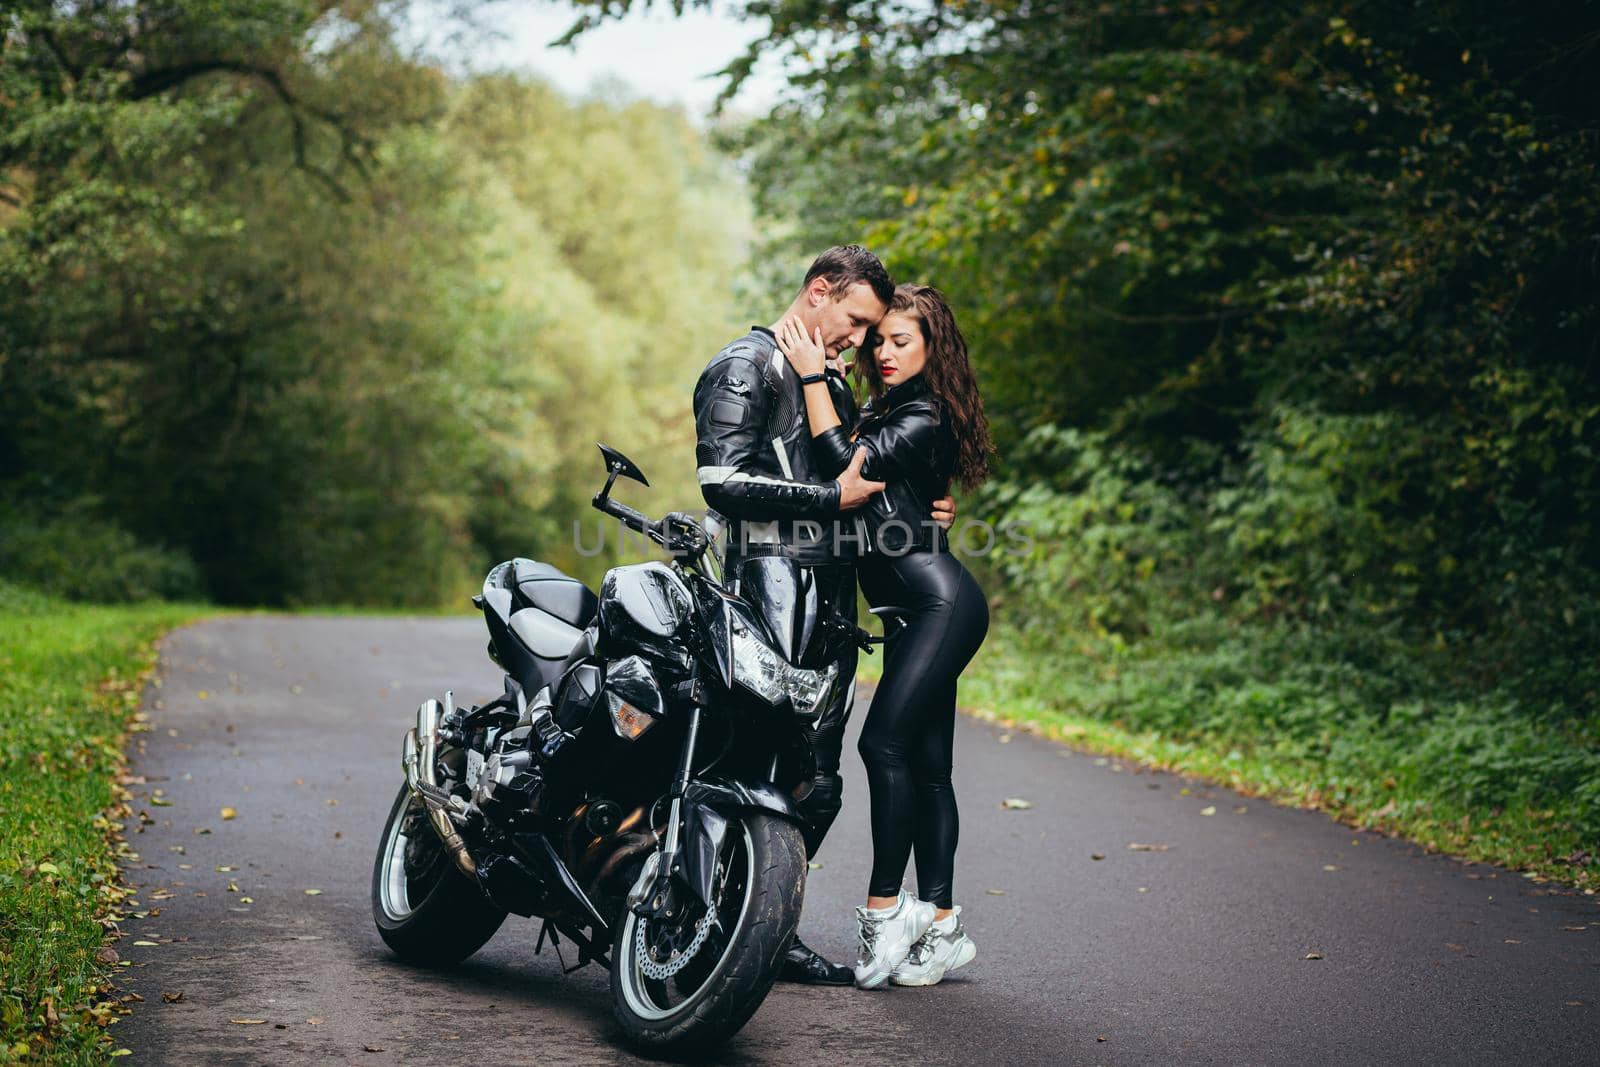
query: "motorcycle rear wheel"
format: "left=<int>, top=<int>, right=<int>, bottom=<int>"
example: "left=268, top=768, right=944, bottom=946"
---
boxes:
left=371, top=782, right=507, bottom=966
left=610, top=812, right=807, bottom=1054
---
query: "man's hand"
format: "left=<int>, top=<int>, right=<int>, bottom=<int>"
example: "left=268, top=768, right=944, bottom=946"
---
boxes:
left=835, top=447, right=886, bottom=510
left=931, top=494, right=957, bottom=530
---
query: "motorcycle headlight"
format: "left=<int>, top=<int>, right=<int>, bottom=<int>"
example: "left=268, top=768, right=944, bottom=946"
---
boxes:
left=730, top=620, right=839, bottom=719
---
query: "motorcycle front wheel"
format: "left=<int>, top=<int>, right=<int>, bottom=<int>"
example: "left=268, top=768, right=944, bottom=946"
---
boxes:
left=610, top=811, right=807, bottom=1054
left=371, top=782, right=507, bottom=966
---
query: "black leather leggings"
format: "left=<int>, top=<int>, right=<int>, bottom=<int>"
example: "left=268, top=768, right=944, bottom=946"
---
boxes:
left=857, top=549, right=988, bottom=909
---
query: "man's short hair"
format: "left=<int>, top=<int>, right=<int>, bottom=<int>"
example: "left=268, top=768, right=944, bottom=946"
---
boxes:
left=802, top=245, right=894, bottom=306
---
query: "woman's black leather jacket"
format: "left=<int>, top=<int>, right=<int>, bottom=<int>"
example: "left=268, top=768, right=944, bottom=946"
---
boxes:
left=811, top=373, right=954, bottom=555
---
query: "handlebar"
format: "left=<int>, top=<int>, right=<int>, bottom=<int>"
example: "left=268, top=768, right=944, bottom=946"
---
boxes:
left=594, top=494, right=654, bottom=536
left=592, top=496, right=710, bottom=562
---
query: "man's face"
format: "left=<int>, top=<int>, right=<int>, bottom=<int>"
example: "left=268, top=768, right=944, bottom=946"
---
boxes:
left=808, top=281, right=888, bottom=358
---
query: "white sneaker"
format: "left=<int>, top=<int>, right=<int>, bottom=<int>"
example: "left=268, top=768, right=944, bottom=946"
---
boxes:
left=853, top=889, right=936, bottom=989
left=890, top=904, right=976, bottom=986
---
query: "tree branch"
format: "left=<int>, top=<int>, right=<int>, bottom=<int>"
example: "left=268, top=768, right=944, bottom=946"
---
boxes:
left=127, top=61, right=371, bottom=198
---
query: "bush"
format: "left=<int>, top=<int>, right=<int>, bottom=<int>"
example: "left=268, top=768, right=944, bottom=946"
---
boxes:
left=0, top=503, right=204, bottom=603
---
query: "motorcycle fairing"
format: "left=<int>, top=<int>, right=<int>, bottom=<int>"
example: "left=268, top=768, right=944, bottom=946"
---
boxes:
left=732, top=556, right=821, bottom=666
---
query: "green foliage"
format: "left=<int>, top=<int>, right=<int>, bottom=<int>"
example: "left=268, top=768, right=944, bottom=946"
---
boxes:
left=0, top=505, right=203, bottom=603
left=2, top=2, right=749, bottom=607
left=0, top=582, right=203, bottom=1063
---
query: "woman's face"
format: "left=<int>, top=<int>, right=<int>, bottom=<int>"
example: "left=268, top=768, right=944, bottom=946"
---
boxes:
left=873, top=311, right=927, bottom=387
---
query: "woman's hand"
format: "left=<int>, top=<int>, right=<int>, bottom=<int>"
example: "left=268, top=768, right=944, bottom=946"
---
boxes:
left=776, top=315, right=828, bottom=378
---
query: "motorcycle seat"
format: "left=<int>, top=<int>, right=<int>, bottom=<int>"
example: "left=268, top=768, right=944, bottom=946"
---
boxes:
left=506, top=558, right=599, bottom=629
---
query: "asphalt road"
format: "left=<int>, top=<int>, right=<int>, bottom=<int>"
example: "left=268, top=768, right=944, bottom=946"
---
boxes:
left=115, top=616, right=1599, bottom=1065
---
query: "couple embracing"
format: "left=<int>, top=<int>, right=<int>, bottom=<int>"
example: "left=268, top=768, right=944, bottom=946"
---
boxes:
left=693, top=245, right=996, bottom=990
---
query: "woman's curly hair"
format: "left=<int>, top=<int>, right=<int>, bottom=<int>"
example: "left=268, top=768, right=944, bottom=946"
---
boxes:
left=858, top=284, right=995, bottom=491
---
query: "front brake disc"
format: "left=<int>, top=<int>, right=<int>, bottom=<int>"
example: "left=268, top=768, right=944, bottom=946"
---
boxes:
left=635, top=911, right=715, bottom=980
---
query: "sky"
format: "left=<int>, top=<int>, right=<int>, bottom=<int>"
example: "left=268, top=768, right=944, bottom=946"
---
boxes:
left=419, top=1, right=789, bottom=120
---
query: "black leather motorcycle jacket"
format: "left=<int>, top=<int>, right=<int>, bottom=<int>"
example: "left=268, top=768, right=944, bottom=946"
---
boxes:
left=694, top=326, right=868, bottom=564
left=811, top=373, right=954, bottom=555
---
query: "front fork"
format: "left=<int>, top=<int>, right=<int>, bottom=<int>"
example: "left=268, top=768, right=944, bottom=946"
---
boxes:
left=626, top=691, right=705, bottom=916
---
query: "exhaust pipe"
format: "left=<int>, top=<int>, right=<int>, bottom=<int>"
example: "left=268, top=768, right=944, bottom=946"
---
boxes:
left=401, top=696, right=476, bottom=879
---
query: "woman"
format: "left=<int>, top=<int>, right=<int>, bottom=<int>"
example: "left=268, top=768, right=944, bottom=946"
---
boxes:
left=777, top=284, right=994, bottom=989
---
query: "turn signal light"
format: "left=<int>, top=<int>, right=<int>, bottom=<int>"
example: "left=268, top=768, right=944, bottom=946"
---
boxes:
left=608, top=697, right=657, bottom=741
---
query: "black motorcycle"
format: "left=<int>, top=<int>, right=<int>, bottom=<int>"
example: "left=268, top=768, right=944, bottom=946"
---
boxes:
left=370, top=443, right=871, bottom=1053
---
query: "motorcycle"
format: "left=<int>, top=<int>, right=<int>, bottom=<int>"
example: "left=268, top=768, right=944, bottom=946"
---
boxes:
left=370, top=443, right=873, bottom=1053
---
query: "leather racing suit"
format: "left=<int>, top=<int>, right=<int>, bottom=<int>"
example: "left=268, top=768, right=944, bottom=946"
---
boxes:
left=693, top=325, right=864, bottom=855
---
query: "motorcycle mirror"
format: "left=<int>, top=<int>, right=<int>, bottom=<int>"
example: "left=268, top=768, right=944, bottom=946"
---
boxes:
left=597, top=443, right=650, bottom=487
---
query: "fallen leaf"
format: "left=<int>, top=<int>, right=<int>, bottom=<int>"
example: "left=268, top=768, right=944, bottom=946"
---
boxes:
left=196, top=691, right=209, bottom=700
left=1233, top=806, right=1248, bottom=814
left=215, top=865, right=234, bottom=872
left=1445, top=942, right=1467, bottom=952
left=1566, top=1001, right=1585, bottom=1007
left=1001, top=798, right=1033, bottom=810
left=365, top=1046, right=385, bottom=1053
left=306, top=1017, right=324, bottom=1026
left=288, top=935, right=324, bottom=941
left=220, top=807, right=237, bottom=820
left=1503, top=939, right=1521, bottom=945
left=37, top=861, right=60, bottom=875
left=1127, top=843, right=1169, bottom=852
left=229, top=1018, right=266, bottom=1025
left=986, top=888, right=1005, bottom=896
left=1304, top=952, right=1323, bottom=960
left=161, top=992, right=184, bottom=1004
left=132, top=940, right=160, bottom=947
left=807, top=862, right=823, bottom=870
left=1323, top=865, right=1343, bottom=872
left=239, top=897, right=254, bottom=904
left=1562, top=925, right=1587, bottom=932
left=1137, top=887, right=1150, bottom=893
left=997, top=734, right=1011, bottom=744
left=1199, top=806, right=1217, bottom=816
left=304, top=888, right=323, bottom=896
left=1090, top=853, right=1105, bottom=861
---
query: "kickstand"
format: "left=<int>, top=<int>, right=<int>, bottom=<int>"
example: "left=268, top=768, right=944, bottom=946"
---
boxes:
left=538, top=920, right=586, bottom=975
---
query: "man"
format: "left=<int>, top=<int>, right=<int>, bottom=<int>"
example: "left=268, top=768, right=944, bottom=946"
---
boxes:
left=693, top=245, right=956, bottom=984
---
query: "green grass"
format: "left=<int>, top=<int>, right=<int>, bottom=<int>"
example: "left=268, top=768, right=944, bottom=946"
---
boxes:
left=0, top=582, right=206, bottom=1064
left=857, top=613, right=1600, bottom=894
